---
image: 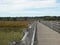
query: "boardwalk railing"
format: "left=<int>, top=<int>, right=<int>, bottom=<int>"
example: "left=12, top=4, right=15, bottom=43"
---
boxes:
left=21, top=22, right=37, bottom=45
left=40, top=21, right=60, bottom=33
left=9, top=22, right=37, bottom=45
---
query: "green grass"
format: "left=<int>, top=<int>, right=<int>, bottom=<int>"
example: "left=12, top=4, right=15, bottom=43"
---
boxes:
left=0, top=27, right=23, bottom=45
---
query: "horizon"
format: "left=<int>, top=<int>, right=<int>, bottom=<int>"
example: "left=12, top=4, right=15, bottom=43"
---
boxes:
left=0, top=15, right=60, bottom=17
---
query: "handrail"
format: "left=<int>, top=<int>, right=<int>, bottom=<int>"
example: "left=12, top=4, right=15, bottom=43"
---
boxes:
left=21, top=22, right=37, bottom=45
left=31, top=26, right=36, bottom=45
left=22, top=32, right=28, bottom=41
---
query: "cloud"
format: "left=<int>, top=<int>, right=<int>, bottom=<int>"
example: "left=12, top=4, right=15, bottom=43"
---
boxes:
left=0, top=0, right=56, bottom=12
left=0, top=0, right=60, bottom=17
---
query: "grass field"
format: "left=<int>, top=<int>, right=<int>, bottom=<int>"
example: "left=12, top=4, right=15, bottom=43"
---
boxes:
left=0, top=21, right=30, bottom=45
left=0, top=27, right=23, bottom=45
left=0, top=21, right=30, bottom=28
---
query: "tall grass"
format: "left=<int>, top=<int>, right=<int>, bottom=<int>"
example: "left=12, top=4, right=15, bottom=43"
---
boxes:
left=0, top=21, right=30, bottom=45
left=0, top=27, right=23, bottom=45
left=0, top=21, right=30, bottom=28
left=0, top=31, right=22, bottom=45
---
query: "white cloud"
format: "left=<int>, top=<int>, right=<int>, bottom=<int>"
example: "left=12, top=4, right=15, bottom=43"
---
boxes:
left=0, top=0, right=56, bottom=12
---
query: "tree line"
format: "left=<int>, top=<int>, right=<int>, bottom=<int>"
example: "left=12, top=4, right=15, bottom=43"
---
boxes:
left=0, top=16, right=60, bottom=21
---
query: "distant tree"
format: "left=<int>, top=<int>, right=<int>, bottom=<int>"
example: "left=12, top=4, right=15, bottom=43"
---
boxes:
left=24, top=17, right=28, bottom=20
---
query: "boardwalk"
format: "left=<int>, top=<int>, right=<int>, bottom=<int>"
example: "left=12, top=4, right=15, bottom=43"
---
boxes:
left=37, top=22, right=60, bottom=45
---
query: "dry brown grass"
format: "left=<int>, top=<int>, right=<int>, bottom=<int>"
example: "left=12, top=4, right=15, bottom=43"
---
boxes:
left=0, top=21, right=30, bottom=28
left=0, top=20, right=31, bottom=45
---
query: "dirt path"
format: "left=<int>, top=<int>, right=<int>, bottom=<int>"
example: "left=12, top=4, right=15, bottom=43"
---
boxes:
left=37, top=22, right=60, bottom=45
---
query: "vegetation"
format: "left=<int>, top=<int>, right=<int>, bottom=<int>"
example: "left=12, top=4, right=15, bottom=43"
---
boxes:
left=0, top=27, right=23, bottom=45
left=0, top=21, right=30, bottom=28
left=0, top=16, right=60, bottom=21
left=39, top=16, right=60, bottom=21
left=0, top=20, right=30, bottom=45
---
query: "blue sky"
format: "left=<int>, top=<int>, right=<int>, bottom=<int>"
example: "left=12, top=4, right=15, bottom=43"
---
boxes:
left=57, top=0, right=60, bottom=3
left=0, top=0, right=60, bottom=17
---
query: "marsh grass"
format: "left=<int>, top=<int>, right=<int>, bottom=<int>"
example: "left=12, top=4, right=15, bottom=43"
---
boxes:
left=0, top=27, right=23, bottom=45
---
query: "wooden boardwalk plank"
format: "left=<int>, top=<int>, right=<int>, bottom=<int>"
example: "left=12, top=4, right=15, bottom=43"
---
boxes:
left=37, top=22, right=60, bottom=45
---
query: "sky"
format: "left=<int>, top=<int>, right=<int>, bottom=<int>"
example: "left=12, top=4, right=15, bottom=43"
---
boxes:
left=0, top=0, right=60, bottom=17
